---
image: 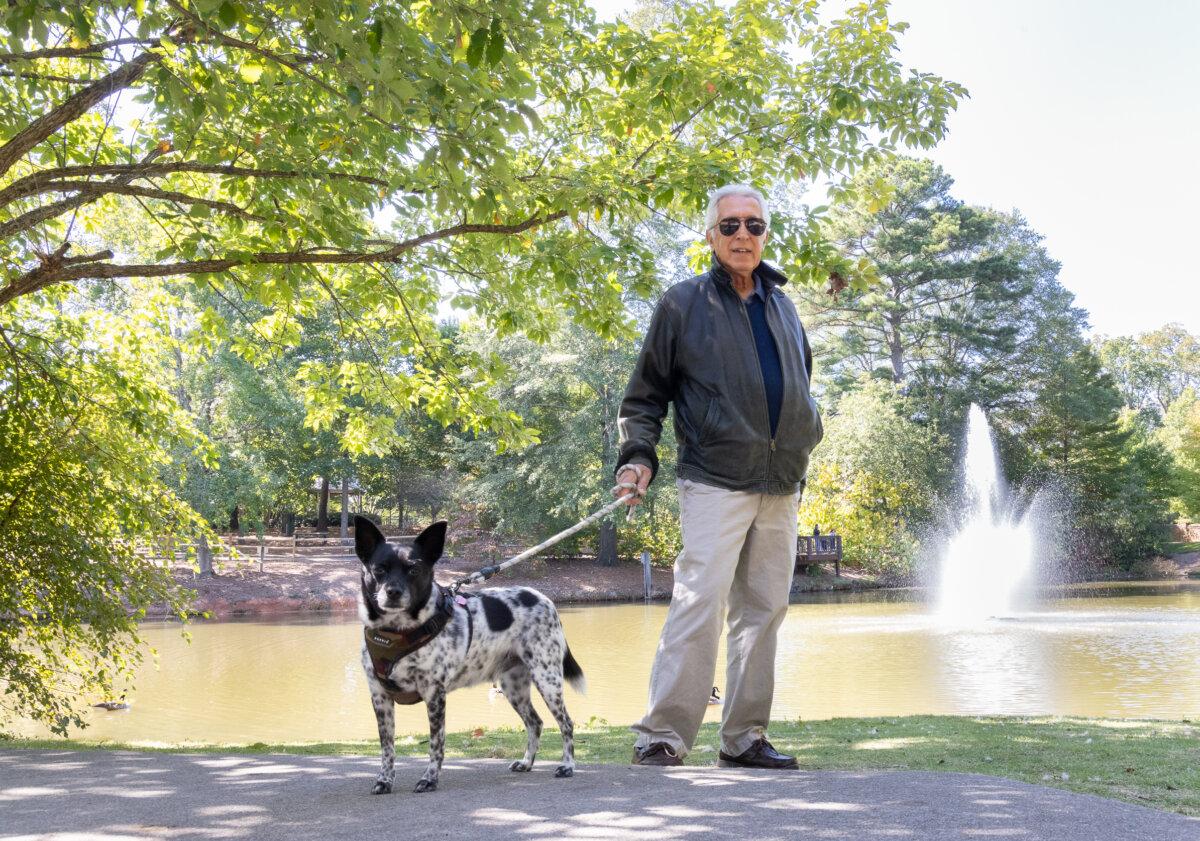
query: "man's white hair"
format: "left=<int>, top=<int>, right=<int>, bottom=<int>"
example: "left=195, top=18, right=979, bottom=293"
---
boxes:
left=704, top=183, right=770, bottom=231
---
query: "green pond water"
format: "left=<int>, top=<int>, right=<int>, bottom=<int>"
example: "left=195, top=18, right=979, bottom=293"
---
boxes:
left=18, top=581, right=1200, bottom=745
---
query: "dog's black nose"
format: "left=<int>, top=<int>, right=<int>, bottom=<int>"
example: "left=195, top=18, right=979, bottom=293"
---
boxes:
left=383, top=585, right=403, bottom=603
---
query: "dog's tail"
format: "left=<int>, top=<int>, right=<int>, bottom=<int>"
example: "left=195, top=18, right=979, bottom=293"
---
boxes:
left=562, top=645, right=587, bottom=695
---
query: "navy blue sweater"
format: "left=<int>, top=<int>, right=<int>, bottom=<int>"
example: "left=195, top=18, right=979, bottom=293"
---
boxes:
left=744, top=285, right=783, bottom=438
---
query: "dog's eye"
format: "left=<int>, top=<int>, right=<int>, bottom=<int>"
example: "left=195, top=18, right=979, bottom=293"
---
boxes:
left=371, top=565, right=387, bottom=578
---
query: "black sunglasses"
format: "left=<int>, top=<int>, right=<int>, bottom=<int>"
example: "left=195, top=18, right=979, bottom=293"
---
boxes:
left=715, top=217, right=768, bottom=236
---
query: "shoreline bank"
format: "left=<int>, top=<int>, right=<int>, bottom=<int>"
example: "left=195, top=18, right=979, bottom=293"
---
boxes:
left=149, top=554, right=880, bottom=620
left=146, top=547, right=1197, bottom=621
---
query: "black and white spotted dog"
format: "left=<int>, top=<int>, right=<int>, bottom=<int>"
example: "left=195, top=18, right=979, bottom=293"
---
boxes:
left=355, top=515, right=585, bottom=794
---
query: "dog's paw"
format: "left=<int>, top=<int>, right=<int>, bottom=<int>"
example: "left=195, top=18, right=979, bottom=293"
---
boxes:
left=371, top=781, right=393, bottom=795
left=413, top=778, right=438, bottom=793
left=554, top=765, right=574, bottom=778
left=509, top=760, right=532, bottom=773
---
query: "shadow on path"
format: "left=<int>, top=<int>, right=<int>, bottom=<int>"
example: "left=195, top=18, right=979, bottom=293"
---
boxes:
left=1, top=749, right=1196, bottom=840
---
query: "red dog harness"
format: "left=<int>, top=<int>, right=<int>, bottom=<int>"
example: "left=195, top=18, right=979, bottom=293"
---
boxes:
left=363, top=589, right=472, bottom=705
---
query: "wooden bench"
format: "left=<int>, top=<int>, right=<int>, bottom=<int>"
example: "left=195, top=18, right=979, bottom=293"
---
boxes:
left=796, top=534, right=842, bottom=577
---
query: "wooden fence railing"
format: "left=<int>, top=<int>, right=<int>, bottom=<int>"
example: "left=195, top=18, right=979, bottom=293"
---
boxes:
left=136, top=534, right=357, bottom=574
left=796, top=534, right=843, bottom=577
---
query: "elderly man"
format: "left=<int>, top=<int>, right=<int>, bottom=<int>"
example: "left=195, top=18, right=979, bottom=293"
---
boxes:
left=615, top=184, right=822, bottom=768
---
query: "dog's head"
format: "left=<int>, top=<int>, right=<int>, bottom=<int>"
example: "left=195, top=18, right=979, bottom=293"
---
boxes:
left=354, top=516, right=447, bottom=620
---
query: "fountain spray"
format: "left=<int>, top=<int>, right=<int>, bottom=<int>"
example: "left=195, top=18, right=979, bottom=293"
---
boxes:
left=937, top=405, right=1035, bottom=622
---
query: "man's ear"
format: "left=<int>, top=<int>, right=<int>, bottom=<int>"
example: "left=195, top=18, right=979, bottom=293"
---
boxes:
left=411, top=520, right=448, bottom=565
left=353, top=515, right=386, bottom=565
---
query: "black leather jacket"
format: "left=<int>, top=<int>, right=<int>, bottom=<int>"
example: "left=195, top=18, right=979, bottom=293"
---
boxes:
left=616, top=258, right=823, bottom=495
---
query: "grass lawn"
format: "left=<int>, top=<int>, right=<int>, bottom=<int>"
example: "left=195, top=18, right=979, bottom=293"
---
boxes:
left=1165, top=540, right=1200, bottom=555
left=5, top=715, right=1198, bottom=816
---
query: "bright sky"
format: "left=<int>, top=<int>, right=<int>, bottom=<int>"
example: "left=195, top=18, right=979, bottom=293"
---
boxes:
left=591, top=0, right=1200, bottom=339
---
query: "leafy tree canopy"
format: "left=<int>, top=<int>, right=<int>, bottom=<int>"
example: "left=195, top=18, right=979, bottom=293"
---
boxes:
left=1, top=0, right=964, bottom=449
left=0, top=289, right=205, bottom=733
left=798, top=157, right=1045, bottom=421
left=1096, top=325, right=1200, bottom=419
left=1158, top=388, right=1200, bottom=520
left=0, top=0, right=972, bottom=732
left=799, top=378, right=950, bottom=573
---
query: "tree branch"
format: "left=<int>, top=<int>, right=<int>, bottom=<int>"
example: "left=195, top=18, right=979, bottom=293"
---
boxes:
left=1, top=212, right=568, bottom=307
left=0, top=49, right=161, bottom=178
left=1, top=148, right=173, bottom=237
left=629, top=93, right=720, bottom=171
left=0, top=38, right=150, bottom=64
left=0, top=70, right=95, bottom=84
left=0, top=181, right=265, bottom=239
left=0, top=161, right=391, bottom=208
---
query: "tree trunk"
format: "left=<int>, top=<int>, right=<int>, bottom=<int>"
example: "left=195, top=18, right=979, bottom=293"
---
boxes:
left=317, top=477, right=329, bottom=532
left=598, top=521, right=618, bottom=567
left=399, top=499, right=405, bottom=532
left=340, top=477, right=350, bottom=539
left=170, top=312, right=190, bottom=411
left=887, top=312, right=906, bottom=383
left=229, top=504, right=240, bottom=533
left=283, top=511, right=295, bottom=537
left=197, top=533, right=214, bottom=578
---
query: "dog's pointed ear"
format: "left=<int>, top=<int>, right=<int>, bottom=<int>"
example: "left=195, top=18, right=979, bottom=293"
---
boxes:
left=353, top=515, right=386, bottom=565
left=411, top=520, right=447, bottom=565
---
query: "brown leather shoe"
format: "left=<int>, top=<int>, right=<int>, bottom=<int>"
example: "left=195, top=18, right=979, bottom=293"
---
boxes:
left=718, top=738, right=799, bottom=770
left=632, top=742, right=683, bottom=766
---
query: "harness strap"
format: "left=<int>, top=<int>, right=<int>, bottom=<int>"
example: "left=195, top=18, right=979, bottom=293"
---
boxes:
left=462, top=594, right=474, bottom=653
left=364, top=588, right=457, bottom=705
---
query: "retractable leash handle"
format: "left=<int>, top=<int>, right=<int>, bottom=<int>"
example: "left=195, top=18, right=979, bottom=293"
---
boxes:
left=449, top=487, right=643, bottom=593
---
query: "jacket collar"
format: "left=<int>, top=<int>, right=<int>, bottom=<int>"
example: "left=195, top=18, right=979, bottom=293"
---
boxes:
left=709, top=255, right=789, bottom=296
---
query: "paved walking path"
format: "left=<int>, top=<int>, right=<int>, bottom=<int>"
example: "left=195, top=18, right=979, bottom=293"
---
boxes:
left=1, top=749, right=1196, bottom=840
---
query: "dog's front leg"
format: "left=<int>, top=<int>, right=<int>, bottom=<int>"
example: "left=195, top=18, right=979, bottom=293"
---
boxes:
left=414, top=689, right=446, bottom=793
left=370, top=689, right=396, bottom=794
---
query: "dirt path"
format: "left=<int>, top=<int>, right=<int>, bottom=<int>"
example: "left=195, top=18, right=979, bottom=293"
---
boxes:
left=4, top=749, right=1197, bottom=841
left=1171, top=551, right=1200, bottom=576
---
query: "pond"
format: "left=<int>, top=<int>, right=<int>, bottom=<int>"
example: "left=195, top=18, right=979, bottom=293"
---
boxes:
left=16, top=581, right=1200, bottom=745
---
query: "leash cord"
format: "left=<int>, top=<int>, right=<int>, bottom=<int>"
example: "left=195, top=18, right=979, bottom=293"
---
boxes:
left=449, top=484, right=643, bottom=593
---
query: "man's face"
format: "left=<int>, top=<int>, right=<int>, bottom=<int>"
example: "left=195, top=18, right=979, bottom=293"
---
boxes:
left=706, top=194, right=768, bottom=277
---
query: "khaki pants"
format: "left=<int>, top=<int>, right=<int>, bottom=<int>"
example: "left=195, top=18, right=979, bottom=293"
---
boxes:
left=632, top=478, right=799, bottom=758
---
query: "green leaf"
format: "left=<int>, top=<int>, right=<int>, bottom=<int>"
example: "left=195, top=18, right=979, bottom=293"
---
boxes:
left=486, top=18, right=505, bottom=67
left=466, top=27, right=488, bottom=68
left=218, top=1, right=239, bottom=27
left=347, top=84, right=363, bottom=106
left=515, top=102, right=542, bottom=131
left=238, top=62, right=264, bottom=84
left=368, top=19, right=383, bottom=55
left=69, top=6, right=93, bottom=41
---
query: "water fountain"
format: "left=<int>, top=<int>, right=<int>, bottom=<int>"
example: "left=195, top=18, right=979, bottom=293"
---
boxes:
left=937, top=404, right=1035, bottom=622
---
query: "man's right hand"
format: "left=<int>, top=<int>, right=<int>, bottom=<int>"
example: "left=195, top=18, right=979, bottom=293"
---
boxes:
left=614, top=463, right=652, bottom=507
